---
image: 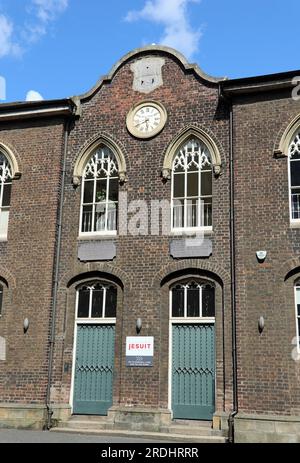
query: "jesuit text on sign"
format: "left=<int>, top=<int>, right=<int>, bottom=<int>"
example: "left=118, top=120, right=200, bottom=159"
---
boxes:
left=126, top=336, right=154, bottom=367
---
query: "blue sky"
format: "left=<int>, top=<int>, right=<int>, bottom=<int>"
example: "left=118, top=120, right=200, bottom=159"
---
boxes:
left=0, top=0, right=299, bottom=102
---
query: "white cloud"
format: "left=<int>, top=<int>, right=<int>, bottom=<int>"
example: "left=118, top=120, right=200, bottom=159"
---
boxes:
left=25, top=0, right=69, bottom=42
left=0, top=1, right=69, bottom=59
left=0, top=14, right=21, bottom=58
left=26, top=90, right=44, bottom=101
left=32, top=0, right=69, bottom=23
left=125, top=0, right=202, bottom=60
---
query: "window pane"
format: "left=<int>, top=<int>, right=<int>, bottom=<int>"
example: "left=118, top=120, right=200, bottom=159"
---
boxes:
left=172, top=286, right=184, bottom=317
left=187, top=172, right=198, bottom=197
left=105, top=286, right=117, bottom=318
left=202, top=285, right=215, bottom=317
left=109, top=178, right=118, bottom=202
left=186, top=199, right=198, bottom=227
left=95, top=204, right=107, bottom=232
left=174, top=163, right=184, bottom=173
left=201, top=171, right=212, bottom=196
left=91, top=288, right=104, bottom=318
left=78, top=289, right=90, bottom=318
left=201, top=198, right=212, bottom=227
left=296, top=288, right=300, bottom=316
left=2, top=183, right=11, bottom=207
left=291, top=161, right=300, bottom=187
left=83, top=180, right=94, bottom=204
left=84, top=168, right=94, bottom=180
left=292, top=189, right=300, bottom=219
left=173, top=174, right=184, bottom=198
left=0, top=209, right=9, bottom=236
left=96, top=180, right=107, bottom=202
left=81, top=205, right=93, bottom=232
left=187, top=285, right=200, bottom=317
left=187, top=155, right=198, bottom=172
left=107, top=202, right=117, bottom=231
left=173, top=199, right=184, bottom=228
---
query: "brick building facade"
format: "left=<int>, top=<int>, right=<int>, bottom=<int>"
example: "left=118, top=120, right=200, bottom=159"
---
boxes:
left=0, top=45, right=300, bottom=442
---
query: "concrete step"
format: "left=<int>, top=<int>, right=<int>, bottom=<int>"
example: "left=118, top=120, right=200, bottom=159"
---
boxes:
left=51, top=427, right=226, bottom=443
left=160, top=425, right=224, bottom=437
left=57, top=420, right=113, bottom=430
left=69, top=415, right=109, bottom=422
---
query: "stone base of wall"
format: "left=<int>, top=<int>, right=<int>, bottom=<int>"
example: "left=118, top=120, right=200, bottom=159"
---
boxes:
left=234, top=413, right=300, bottom=443
left=0, top=403, right=47, bottom=430
left=107, top=406, right=172, bottom=432
left=50, top=404, right=72, bottom=427
left=0, top=403, right=72, bottom=430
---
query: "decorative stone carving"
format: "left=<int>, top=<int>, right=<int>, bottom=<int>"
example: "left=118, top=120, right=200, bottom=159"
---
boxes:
left=131, top=58, right=165, bottom=94
left=213, top=165, right=221, bottom=176
left=72, top=175, right=81, bottom=186
left=119, top=171, right=127, bottom=183
left=161, top=168, right=171, bottom=180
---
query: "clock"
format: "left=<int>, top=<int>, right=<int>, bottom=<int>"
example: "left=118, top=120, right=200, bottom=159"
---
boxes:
left=126, top=101, right=167, bottom=139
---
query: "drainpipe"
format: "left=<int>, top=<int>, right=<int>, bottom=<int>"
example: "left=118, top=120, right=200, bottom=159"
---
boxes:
left=45, top=117, right=72, bottom=430
left=228, top=100, right=238, bottom=443
left=219, top=86, right=238, bottom=443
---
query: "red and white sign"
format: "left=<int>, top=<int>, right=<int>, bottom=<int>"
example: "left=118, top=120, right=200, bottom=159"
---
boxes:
left=126, top=336, right=154, bottom=367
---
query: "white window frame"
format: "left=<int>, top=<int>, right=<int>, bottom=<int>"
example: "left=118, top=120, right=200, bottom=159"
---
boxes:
left=171, top=138, right=213, bottom=234
left=295, top=284, right=300, bottom=352
left=79, top=147, right=119, bottom=237
left=169, top=281, right=215, bottom=324
left=75, top=282, right=117, bottom=322
left=288, top=132, right=300, bottom=225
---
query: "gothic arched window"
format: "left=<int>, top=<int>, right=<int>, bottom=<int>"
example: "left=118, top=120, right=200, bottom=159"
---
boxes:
left=80, top=145, right=119, bottom=235
left=0, top=152, right=12, bottom=238
left=171, top=138, right=212, bottom=231
left=289, top=132, right=300, bottom=221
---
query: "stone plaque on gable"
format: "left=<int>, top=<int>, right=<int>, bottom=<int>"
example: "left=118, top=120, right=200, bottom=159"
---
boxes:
left=131, top=57, right=165, bottom=94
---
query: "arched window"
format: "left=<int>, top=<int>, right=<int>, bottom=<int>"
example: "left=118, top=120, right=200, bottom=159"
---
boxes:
left=80, top=145, right=119, bottom=235
left=289, top=132, right=300, bottom=221
left=171, top=138, right=212, bottom=231
left=170, top=280, right=215, bottom=319
left=0, top=152, right=12, bottom=238
left=76, top=281, right=117, bottom=319
left=295, top=282, right=300, bottom=347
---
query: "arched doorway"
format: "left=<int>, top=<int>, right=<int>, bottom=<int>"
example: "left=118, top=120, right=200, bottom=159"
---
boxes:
left=169, top=279, right=215, bottom=420
left=71, top=280, right=117, bottom=415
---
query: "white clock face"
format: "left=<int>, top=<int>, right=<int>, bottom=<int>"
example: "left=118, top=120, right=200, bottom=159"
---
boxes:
left=126, top=101, right=167, bottom=139
left=133, top=106, right=161, bottom=134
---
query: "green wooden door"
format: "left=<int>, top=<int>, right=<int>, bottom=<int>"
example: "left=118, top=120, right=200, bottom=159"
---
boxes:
left=73, top=324, right=115, bottom=415
left=172, top=324, right=215, bottom=420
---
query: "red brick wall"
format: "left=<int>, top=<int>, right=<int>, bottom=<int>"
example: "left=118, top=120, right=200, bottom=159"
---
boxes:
left=233, top=92, right=300, bottom=415
left=0, top=119, right=65, bottom=403
left=51, top=52, right=234, bottom=414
